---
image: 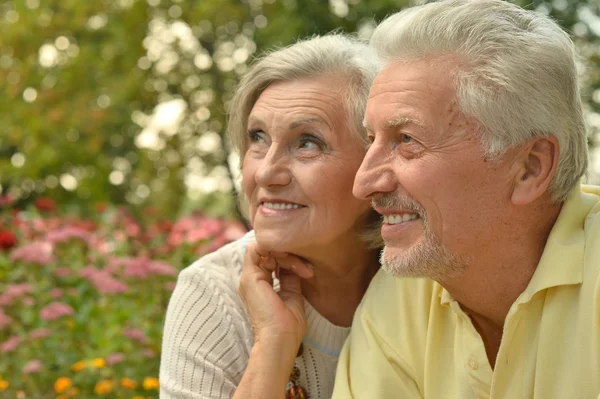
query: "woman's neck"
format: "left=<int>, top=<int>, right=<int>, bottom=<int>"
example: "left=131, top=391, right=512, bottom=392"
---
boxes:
left=296, top=239, right=380, bottom=327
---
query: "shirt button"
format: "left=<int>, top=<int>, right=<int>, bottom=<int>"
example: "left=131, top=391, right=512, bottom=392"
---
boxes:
left=468, top=358, right=479, bottom=370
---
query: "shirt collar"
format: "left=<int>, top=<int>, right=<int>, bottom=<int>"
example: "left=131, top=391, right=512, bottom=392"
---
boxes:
left=515, top=184, right=600, bottom=304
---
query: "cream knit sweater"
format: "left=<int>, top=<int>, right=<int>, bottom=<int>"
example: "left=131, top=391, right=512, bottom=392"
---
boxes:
left=159, top=231, right=351, bottom=398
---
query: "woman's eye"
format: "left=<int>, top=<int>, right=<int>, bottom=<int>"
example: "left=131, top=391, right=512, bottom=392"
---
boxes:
left=298, top=135, right=324, bottom=150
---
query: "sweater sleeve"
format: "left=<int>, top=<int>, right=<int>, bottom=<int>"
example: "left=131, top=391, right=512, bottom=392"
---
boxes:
left=159, top=241, right=253, bottom=399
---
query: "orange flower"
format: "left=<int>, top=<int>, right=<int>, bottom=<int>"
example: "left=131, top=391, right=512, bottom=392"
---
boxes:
left=120, top=378, right=137, bottom=389
left=71, top=360, right=87, bottom=372
left=0, top=378, right=8, bottom=391
left=54, top=377, right=72, bottom=393
left=94, top=379, right=114, bottom=395
left=91, top=358, right=106, bottom=368
left=142, top=377, right=159, bottom=390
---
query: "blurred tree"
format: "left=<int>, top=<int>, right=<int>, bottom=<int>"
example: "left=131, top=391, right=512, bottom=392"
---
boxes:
left=1, top=0, right=599, bottom=219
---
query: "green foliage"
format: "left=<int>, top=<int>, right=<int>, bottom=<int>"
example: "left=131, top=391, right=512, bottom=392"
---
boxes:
left=1, top=0, right=599, bottom=218
left=0, top=0, right=410, bottom=219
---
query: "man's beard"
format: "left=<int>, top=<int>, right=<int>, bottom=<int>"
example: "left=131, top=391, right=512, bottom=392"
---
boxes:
left=373, top=195, right=470, bottom=280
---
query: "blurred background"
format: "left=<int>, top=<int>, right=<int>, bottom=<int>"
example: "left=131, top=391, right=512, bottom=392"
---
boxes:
left=2, top=0, right=600, bottom=219
left=1, top=0, right=599, bottom=397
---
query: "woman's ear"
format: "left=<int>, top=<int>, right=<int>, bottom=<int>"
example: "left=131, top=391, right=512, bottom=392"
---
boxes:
left=510, top=136, right=559, bottom=206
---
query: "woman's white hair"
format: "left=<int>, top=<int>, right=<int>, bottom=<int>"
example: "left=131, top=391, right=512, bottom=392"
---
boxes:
left=371, top=0, right=588, bottom=202
left=227, top=33, right=383, bottom=247
left=228, top=33, right=381, bottom=155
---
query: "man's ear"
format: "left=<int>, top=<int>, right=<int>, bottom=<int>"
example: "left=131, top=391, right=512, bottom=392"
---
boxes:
left=510, top=136, right=559, bottom=206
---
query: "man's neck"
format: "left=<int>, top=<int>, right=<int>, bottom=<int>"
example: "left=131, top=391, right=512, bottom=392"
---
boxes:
left=439, top=204, right=561, bottom=367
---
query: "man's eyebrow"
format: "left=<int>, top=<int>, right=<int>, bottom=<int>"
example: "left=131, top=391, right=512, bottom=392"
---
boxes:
left=363, top=117, right=424, bottom=132
left=289, top=117, right=326, bottom=130
left=384, top=117, right=424, bottom=129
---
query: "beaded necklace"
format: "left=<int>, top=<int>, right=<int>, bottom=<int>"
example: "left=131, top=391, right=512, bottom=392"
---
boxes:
left=285, top=343, right=308, bottom=398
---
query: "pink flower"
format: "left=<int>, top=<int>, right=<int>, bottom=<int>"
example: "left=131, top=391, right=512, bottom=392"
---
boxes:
left=45, top=226, right=91, bottom=245
left=40, top=302, right=74, bottom=321
left=94, top=276, right=128, bottom=294
left=0, top=283, right=32, bottom=306
left=106, top=352, right=125, bottom=365
left=10, top=241, right=55, bottom=265
left=147, top=260, right=177, bottom=276
left=0, top=194, right=15, bottom=207
left=22, top=359, right=42, bottom=374
left=0, top=335, right=21, bottom=352
left=164, top=282, right=177, bottom=291
left=0, top=294, right=13, bottom=306
left=80, top=266, right=129, bottom=294
left=125, top=221, right=141, bottom=237
left=0, top=310, right=12, bottom=330
left=50, top=288, right=64, bottom=299
left=22, top=296, right=35, bottom=306
left=143, top=348, right=156, bottom=358
left=29, top=328, right=52, bottom=340
left=5, top=283, right=32, bottom=297
left=54, top=267, right=72, bottom=277
left=106, top=257, right=176, bottom=280
left=122, top=328, right=148, bottom=344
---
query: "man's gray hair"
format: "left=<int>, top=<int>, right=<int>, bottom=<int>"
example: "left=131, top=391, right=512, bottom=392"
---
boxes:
left=227, top=33, right=381, bottom=156
left=371, top=0, right=588, bottom=202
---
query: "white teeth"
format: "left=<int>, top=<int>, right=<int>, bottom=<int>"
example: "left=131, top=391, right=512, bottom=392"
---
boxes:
left=263, top=202, right=301, bottom=210
left=383, top=213, right=419, bottom=225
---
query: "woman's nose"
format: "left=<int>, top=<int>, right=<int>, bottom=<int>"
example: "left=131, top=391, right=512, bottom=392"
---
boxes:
left=254, top=148, right=292, bottom=188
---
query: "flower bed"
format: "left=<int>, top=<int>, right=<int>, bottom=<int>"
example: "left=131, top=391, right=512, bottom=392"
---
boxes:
left=0, top=196, right=246, bottom=398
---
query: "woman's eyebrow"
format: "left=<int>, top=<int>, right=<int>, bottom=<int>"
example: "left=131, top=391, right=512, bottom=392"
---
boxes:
left=247, top=115, right=267, bottom=129
left=289, top=117, right=326, bottom=130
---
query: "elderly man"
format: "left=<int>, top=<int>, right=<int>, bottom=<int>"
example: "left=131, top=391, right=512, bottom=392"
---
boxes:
left=333, top=1, right=600, bottom=398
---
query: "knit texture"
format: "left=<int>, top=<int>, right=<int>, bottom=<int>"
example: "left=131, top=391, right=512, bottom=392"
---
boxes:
left=159, top=231, right=351, bottom=398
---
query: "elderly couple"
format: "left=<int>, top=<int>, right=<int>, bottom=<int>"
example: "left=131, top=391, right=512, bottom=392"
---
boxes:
left=159, top=0, right=600, bottom=398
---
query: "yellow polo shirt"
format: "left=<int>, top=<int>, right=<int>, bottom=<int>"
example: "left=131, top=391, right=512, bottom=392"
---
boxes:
left=333, top=184, right=600, bottom=399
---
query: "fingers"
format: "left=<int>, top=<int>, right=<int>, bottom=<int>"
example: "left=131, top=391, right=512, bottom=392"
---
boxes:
left=277, top=268, right=302, bottom=296
left=275, top=256, right=313, bottom=279
left=247, top=242, right=314, bottom=279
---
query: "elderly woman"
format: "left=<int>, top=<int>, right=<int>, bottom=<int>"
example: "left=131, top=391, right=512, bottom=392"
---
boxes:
left=159, top=34, right=381, bottom=399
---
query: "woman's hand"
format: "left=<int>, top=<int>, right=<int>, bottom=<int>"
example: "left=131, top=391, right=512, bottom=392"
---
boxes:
left=233, top=242, right=314, bottom=399
left=238, top=242, right=314, bottom=349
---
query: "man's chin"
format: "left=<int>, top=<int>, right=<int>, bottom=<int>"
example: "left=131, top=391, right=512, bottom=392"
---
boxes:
left=380, top=240, right=469, bottom=280
left=379, top=245, right=425, bottom=277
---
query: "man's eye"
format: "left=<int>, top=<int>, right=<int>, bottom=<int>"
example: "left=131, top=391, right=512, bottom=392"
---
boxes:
left=248, top=129, right=266, bottom=143
left=401, top=134, right=413, bottom=144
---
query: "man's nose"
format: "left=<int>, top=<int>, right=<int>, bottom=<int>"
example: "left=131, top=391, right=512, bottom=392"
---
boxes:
left=353, top=142, right=397, bottom=200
